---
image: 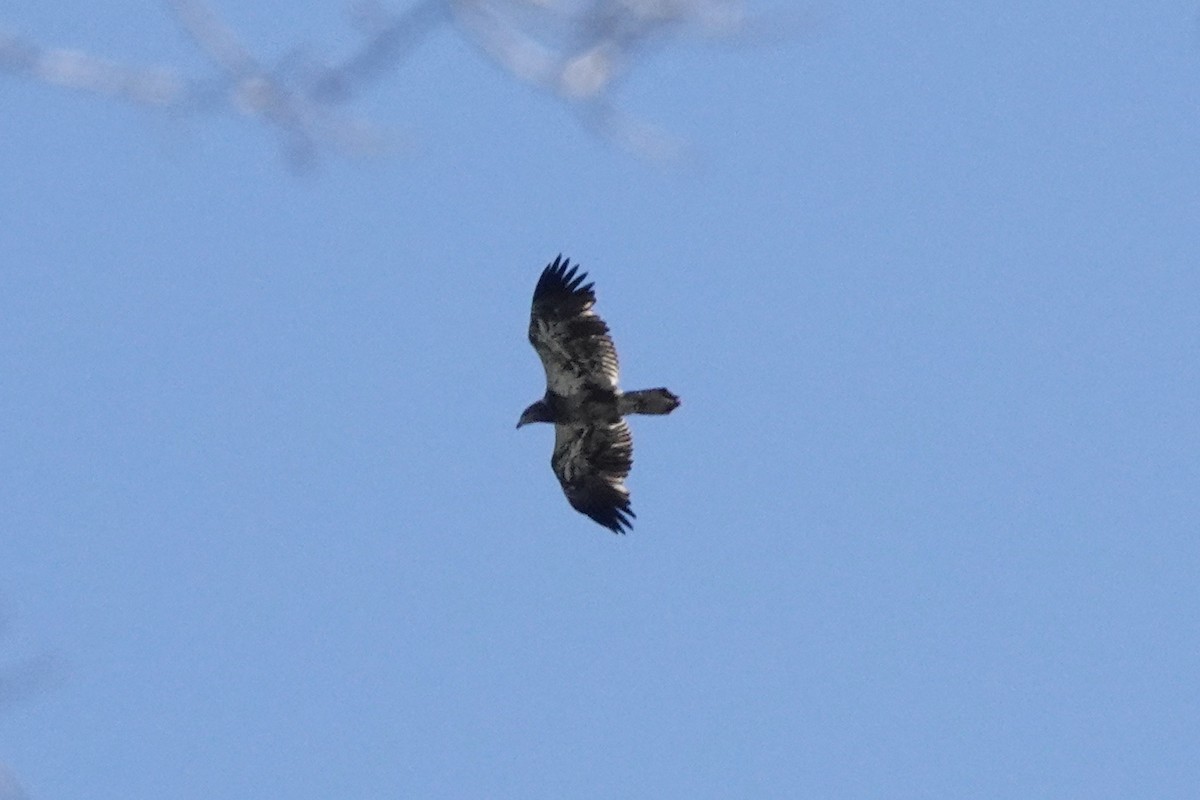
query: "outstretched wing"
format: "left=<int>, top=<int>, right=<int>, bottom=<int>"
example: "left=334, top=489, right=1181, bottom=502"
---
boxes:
left=529, top=255, right=620, bottom=397
left=551, top=420, right=635, bottom=534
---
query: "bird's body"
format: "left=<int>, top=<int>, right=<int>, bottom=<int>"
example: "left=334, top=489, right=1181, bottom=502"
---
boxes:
left=517, top=255, right=680, bottom=533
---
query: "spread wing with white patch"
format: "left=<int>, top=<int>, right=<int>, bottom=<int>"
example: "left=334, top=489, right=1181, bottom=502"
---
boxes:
left=551, top=419, right=635, bottom=534
left=528, top=255, right=621, bottom=397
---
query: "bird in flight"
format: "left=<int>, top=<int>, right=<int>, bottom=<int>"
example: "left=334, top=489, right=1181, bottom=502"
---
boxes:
left=517, top=255, right=680, bottom=533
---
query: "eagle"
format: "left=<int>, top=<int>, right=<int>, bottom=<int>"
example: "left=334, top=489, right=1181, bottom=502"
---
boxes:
left=517, top=255, right=680, bottom=533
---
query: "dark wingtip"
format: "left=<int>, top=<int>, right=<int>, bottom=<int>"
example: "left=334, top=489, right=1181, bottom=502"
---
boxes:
left=534, top=254, right=594, bottom=303
left=592, top=503, right=636, bottom=535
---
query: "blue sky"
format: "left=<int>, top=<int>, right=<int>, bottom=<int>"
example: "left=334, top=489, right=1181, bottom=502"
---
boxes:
left=2, top=1, right=1198, bottom=798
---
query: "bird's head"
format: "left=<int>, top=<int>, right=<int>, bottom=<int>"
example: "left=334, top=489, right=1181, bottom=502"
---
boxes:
left=516, top=399, right=554, bottom=429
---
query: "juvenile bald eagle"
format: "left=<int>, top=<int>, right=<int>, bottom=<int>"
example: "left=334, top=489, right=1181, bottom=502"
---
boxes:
left=517, top=255, right=680, bottom=533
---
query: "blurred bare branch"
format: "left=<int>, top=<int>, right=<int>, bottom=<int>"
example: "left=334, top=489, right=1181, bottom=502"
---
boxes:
left=312, top=0, right=448, bottom=103
left=165, top=0, right=392, bottom=167
left=0, top=614, right=52, bottom=800
left=0, top=653, right=58, bottom=715
left=2, top=0, right=761, bottom=165
left=0, top=764, right=28, bottom=800
left=1, top=29, right=184, bottom=107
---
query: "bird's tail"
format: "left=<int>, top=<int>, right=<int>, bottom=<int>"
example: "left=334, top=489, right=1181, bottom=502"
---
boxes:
left=619, top=388, right=681, bottom=416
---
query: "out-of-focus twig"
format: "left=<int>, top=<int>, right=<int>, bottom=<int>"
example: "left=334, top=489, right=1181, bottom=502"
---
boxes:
left=0, top=764, right=28, bottom=800
left=312, top=0, right=449, bottom=103
left=448, top=0, right=749, bottom=156
left=1, top=28, right=184, bottom=107
left=165, top=0, right=391, bottom=167
left=2, top=0, right=762, bottom=165
left=166, top=0, right=258, bottom=76
left=0, top=653, right=58, bottom=714
left=0, top=614, right=50, bottom=800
